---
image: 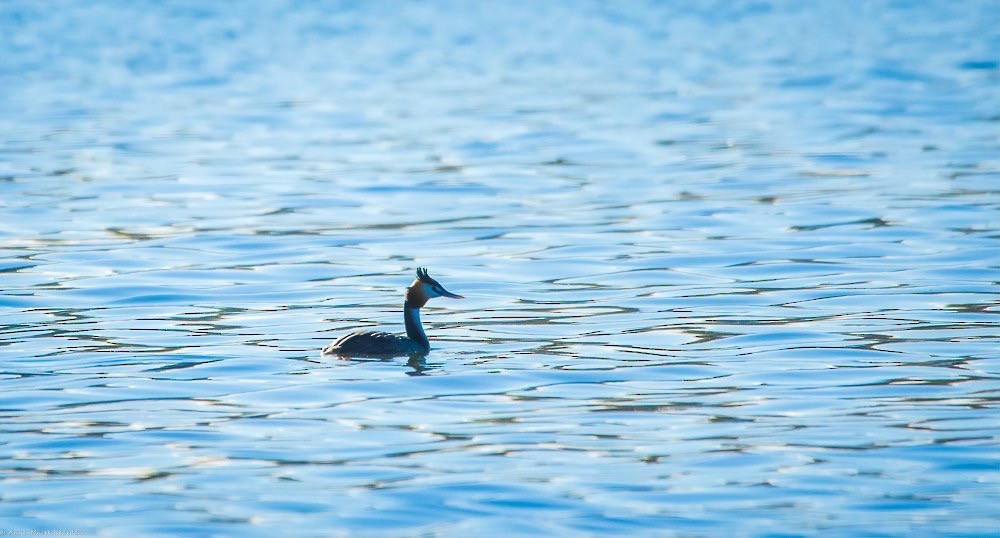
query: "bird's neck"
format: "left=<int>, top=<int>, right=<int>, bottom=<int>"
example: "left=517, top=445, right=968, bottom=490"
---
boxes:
left=403, top=301, right=429, bottom=349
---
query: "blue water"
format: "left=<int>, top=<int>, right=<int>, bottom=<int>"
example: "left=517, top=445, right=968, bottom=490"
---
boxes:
left=2, top=1, right=999, bottom=535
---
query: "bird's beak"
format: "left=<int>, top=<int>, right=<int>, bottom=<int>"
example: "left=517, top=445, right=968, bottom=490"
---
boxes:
left=438, top=287, right=464, bottom=299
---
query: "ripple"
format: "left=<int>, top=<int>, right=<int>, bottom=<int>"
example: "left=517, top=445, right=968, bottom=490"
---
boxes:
left=2, top=0, right=999, bottom=535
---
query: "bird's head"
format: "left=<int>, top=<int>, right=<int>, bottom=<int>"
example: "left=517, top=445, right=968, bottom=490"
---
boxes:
left=405, top=267, right=463, bottom=308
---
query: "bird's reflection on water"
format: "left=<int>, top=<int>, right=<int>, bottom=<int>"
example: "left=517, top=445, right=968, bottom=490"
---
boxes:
left=329, top=353, right=437, bottom=376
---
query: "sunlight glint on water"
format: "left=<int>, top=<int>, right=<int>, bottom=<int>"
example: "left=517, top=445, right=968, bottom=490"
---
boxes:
left=1, top=1, right=998, bottom=535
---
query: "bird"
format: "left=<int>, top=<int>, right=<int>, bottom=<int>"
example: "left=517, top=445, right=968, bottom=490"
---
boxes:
left=322, top=268, right=463, bottom=357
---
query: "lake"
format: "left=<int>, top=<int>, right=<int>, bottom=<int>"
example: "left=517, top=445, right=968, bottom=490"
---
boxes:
left=1, top=0, right=998, bottom=535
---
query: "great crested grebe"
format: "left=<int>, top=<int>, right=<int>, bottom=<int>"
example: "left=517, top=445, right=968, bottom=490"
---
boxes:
left=322, top=268, right=463, bottom=357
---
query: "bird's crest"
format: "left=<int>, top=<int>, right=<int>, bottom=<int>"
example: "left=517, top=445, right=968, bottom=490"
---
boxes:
left=415, top=267, right=440, bottom=287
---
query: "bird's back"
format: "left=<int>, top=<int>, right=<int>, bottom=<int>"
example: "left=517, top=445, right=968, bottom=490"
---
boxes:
left=322, top=330, right=427, bottom=357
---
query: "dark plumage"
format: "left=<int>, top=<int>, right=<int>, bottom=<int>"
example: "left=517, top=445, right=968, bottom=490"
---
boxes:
left=323, top=330, right=428, bottom=357
left=322, top=268, right=463, bottom=358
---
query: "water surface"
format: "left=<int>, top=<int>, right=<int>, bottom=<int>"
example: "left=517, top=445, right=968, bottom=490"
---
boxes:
left=1, top=1, right=999, bottom=536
